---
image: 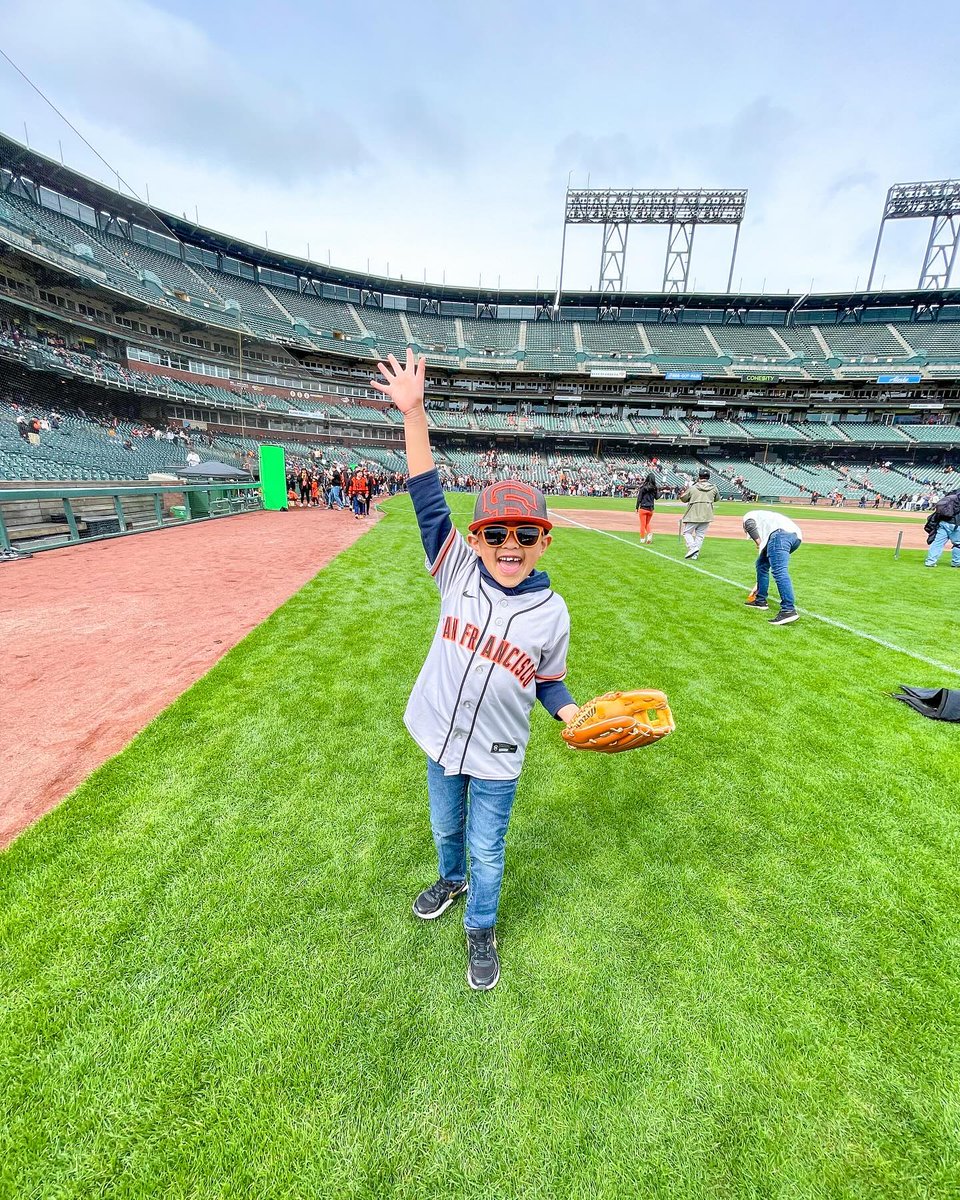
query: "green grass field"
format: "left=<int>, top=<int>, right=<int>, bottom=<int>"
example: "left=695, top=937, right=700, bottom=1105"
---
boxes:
left=2, top=495, right=959, bottom=1199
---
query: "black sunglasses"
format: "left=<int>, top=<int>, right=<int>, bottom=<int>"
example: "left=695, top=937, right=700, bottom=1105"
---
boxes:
left=479, top=524, right=544, bottom=548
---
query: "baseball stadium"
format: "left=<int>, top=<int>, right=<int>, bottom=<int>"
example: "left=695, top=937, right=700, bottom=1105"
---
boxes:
left=2, top=25, right=960, bottom=1195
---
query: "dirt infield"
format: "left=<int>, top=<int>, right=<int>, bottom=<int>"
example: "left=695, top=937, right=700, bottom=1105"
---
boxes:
left=0, top=507, right=376, bottom=848
left=548, top=509, right=928, bottom=550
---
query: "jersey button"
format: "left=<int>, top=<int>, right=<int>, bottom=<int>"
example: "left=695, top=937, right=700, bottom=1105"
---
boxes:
left=475, top=666, right=484, bottom=674
left=495, top=618, right=503, bottom=626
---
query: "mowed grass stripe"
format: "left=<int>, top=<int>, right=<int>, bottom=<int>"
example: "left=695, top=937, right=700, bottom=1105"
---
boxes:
left=441, top=489, right=960, bottom=673
left=551, top=510, right=960, bottom=676
left=1, top=503, right=959, bottom=1199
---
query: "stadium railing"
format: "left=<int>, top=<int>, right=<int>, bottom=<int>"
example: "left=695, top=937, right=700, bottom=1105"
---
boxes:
left=0, top=480, right=263, bottom=554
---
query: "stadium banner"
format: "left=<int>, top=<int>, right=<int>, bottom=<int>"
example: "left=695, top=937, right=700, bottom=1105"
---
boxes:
left=589, top=368, right=626, bottom=379
left=664, top=371, right=702, bottom=381
left=909, top=403, right=944, bottom=410
left=877, top=374, right=922, bottom=384
left=742, top=373, right=779, bottom=383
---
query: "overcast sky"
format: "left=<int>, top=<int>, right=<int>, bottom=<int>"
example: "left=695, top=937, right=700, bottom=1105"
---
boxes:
left=1, top=0, right=958, bottom=295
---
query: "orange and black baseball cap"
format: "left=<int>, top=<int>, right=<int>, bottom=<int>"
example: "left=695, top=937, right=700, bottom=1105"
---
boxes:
left=469, top=480, right=552, bottom=532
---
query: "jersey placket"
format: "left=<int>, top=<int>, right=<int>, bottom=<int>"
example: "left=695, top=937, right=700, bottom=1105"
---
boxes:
left=451, top=587, right=555, bottom=776
left=436, top=587, right=493, bottom=770
left=451, top=590, right=515, bottom=773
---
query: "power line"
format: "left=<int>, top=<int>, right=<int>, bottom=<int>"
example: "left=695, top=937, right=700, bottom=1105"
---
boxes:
left=0, top=45, right=189, bottom=248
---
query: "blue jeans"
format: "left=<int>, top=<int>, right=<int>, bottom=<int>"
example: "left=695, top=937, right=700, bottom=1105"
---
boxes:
left=756, top=530, right=801, bottom=611
left=925, top=521, right=960, bottom=567
left=426, top=756, right=519, bottom=930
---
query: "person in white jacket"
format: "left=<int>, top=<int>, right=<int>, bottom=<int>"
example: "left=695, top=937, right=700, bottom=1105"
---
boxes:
left=742, top=510, right=803, bottom=626
left=678, top=469, right=720, bottom=560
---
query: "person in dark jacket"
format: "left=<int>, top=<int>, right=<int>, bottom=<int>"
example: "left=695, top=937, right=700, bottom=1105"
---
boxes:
left=635, top=471, right=659, bottom=544
left=924, top=490, right=960, bottom=568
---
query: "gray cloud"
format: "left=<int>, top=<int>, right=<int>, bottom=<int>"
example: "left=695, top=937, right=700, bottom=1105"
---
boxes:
left=2, top=0, right=369, bottom=180
left=825, top=170, right=879, bottom=201
left=680, top=97, right=799, bottom=184
left=552, top=132, right=665, bottom=185
left=552, top=100, right=795, bottom=197
left=380, top=89, right=464, bottom=168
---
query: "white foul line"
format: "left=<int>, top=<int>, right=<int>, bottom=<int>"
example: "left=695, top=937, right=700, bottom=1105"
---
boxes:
left=548, top=509, right=960, bottom=678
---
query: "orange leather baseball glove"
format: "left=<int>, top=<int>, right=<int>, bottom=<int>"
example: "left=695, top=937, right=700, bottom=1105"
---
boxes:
left=561, top=689, right=675, bottom=753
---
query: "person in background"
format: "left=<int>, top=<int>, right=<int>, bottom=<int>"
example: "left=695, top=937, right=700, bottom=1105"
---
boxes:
left=327, top=472, right=345, bottom=510
left=635, top=471, right=658, bottom=544
left=742, top=509, right=803, bottom=626
left=349, top=469, right=370, bottom=518
left=924, top=488, right=960, bottom=568
left=678, top=469, right=720, bottom=560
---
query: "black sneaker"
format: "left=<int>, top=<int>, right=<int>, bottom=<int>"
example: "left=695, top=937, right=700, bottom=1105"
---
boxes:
left=466, top=926, right=500, bottom=990
left=684, top=548, right=698, bottom=559
left=769, top=609, right=799, bottom=626
left=744, top=597, right=769, bottom=609
left=412, top=878, right=467, bottom=920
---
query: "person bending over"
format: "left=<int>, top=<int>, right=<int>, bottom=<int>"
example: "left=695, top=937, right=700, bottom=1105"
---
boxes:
left=743, top=509, right=803, bottom=626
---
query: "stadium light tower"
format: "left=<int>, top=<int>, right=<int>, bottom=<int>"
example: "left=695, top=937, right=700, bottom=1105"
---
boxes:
left=556, top=187, right=747, bottom=307
left=867, top=179, right=960, bottom=291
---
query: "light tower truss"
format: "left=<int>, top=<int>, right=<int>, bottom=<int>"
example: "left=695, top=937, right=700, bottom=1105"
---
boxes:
left=557, top=187, right=747, bottom=306
left=867, top=179, right=960, bottom=291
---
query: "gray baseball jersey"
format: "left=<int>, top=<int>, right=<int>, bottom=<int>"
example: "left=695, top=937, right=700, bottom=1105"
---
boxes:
left=404, top=521, right=570, bottom=781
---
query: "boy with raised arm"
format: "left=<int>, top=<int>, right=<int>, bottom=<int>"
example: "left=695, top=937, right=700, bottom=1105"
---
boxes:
left=372, top=350, right=578, bottom=991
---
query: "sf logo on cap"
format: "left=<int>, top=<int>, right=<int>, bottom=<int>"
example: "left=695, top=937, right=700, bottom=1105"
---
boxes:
left=478, top=481, right=541, bottom=520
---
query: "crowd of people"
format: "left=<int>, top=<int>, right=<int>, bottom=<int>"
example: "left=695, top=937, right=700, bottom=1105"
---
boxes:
left=6, top=392, right=214, bottom=458
left=430, top=451, right=694, bottom=500
left=1, top=322, right=141, bottom=388
left=809, top=488, right=946, bottom=510
left=284, top=461, right=406, bottom=518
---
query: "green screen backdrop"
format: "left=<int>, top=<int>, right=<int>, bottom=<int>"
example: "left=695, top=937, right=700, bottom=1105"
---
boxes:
left=259, top=444, right=287, bottom=510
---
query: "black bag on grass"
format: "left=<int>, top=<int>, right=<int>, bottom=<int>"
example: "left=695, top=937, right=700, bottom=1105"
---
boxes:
left=892, top=685, right=960, bottom=722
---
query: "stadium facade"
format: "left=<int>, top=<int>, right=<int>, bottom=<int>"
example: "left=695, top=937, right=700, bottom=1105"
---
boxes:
left=2, top=131, right=959, bottom=503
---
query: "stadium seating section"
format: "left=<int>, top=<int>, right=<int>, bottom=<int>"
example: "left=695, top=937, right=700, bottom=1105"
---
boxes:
left=7, top=187, right=960, bottom=379
left=4, top=335, right=957, bottom=508
left=1, top=185, right=959, bottom=515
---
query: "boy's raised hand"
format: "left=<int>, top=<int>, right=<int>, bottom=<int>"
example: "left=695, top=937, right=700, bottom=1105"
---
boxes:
left=371, top=348, right=426, bottom=414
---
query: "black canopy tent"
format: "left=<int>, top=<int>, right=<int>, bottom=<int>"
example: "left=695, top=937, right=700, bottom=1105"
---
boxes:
left=175, top=461, right=251, bottom=479
left=173, top=461, right=256, bottom=517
